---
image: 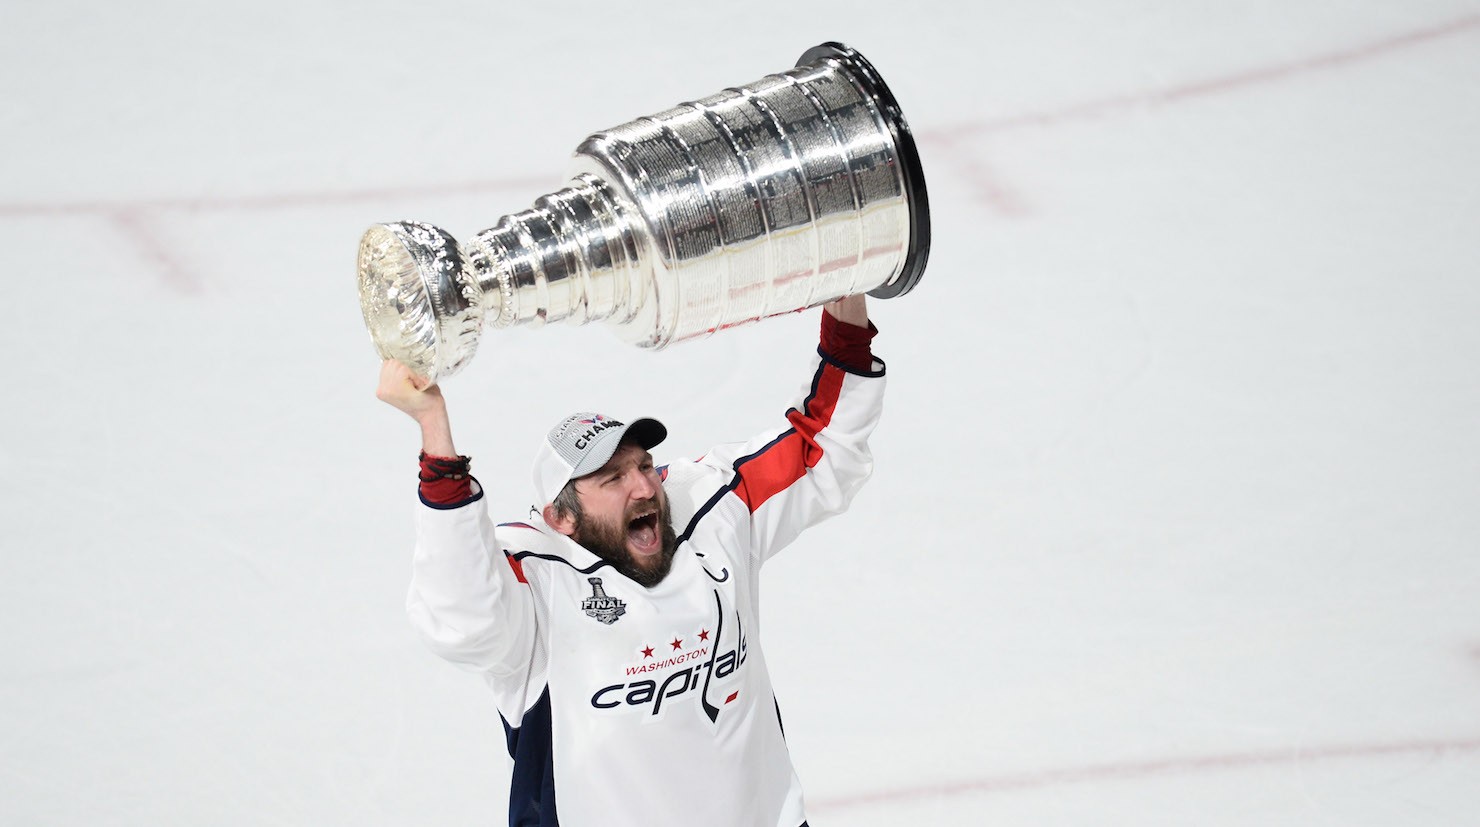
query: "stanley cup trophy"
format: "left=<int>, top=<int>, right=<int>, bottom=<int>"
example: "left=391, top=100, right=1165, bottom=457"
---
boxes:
left=357, top=43, right=930, bottom=382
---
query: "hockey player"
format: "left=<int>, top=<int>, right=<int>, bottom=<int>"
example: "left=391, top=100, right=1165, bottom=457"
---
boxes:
left=376, top=294, right=883, bottom=827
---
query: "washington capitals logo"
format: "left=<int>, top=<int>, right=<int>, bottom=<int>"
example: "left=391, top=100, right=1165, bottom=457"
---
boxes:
left=582, top=577, right=626, bottom=625
left=588, top=590, right=747, bottom=721
left=579, top=415, right=612, bottom=426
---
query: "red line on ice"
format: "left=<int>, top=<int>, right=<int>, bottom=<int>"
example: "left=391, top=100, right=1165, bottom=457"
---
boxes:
left=0, top=176, right=552, bottom=218
left=2, top=13, right=1477, bottom=293
left=922, top=13, right=1480, bottom=210
left=938, top=13, right=1480, bottom=139
left=109, top=209, right=198, bottom=294
left=919, top=132, right=1031, bottom=217
left=809, top=736, right=1480, bottom=812
left=1, top=16, right=1476, bottom=219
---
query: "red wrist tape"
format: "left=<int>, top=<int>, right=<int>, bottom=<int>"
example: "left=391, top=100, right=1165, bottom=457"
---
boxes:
left=418, top=452, right=473, bottom=504
left=820, top=311, right=877, bottom=371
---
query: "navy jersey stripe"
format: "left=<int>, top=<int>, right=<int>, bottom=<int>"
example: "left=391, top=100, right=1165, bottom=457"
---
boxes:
left=674, top=426, right=796, bottom=546
left=418, top=479, right=485, bottom=511
left=510, top=550, right=612, bottom=576
left=816, top=344, right=886, bottom=378
left=500, top=686, right=558, bottom=826
left=675, top=358, right=834, bottom=545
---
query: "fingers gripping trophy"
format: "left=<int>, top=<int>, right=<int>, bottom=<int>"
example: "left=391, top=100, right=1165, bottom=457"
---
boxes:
left=356, top=43, right=931, bottom=381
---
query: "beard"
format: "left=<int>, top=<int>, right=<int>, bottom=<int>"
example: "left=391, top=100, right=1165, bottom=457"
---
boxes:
left=571, top=497, right=679, bottom=587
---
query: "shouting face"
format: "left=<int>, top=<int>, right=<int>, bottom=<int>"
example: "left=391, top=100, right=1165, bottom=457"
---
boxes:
left=547, top=441, right=678, bottom=587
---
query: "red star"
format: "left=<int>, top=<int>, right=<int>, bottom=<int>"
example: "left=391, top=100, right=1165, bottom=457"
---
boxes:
left=641, top=646, right=654, bottom=659
left=670, top=637, right=683, bottom=651
left=697, top=629, right=710, bottom=642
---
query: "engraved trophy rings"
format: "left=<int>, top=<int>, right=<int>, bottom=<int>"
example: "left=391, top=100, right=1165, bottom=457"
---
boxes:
left=357, top=42, right=930, bottom=381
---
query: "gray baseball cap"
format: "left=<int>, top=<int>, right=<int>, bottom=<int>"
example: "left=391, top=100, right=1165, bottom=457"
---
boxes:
left=532, top=412, right=667, bottom=506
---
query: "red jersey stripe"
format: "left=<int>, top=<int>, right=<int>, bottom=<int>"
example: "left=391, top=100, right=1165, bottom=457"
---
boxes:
left=505, top=553, right=528, bottom=584
left=734, top=363, right=846, bottom=513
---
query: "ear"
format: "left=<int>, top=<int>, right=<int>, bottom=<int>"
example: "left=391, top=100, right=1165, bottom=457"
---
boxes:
left=543, top=503, right=577, bottom=536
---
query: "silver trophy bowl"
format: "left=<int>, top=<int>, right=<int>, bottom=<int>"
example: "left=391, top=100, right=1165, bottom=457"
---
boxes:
left=358, top=42, right=931, bottom=381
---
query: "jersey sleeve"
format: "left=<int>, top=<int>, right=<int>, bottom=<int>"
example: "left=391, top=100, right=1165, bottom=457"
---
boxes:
left=699, top=347, right=886, bottom=562
left=405, top=479, right=539, bottom=678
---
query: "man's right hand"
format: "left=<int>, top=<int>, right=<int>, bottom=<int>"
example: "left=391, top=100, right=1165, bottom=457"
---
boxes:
left=376, top=359, right=457, bottom=456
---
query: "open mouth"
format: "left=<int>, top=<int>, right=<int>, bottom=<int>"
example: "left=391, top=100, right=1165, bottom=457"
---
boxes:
left=626, top=511, right=659, bottom=552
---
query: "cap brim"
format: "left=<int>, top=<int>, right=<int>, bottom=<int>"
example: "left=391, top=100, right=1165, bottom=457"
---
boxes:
left=624, top=417, right=667, bottom=451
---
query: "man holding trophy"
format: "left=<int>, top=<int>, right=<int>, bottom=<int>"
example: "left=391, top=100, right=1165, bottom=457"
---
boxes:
left=362, top=44, right=929, bottom=826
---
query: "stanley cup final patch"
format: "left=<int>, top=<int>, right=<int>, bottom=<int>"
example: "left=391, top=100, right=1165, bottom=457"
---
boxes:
left=582, top=577, right=626, bottom=625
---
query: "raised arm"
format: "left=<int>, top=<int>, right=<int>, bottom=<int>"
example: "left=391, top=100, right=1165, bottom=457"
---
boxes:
left=376, top=359, right=457, bottom=457
left=375, top=360, right=537, bottom=678
left=691, top=296, right=886, bottom=562
left=823, top=293, right=869, bottom=329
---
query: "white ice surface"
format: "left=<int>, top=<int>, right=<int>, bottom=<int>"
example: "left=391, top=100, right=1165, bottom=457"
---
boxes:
left=2, top=1, right=1479, bottom=824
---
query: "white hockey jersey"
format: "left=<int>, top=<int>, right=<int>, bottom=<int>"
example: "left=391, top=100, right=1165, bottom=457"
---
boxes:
left=407, top=348, right=885, bottom=826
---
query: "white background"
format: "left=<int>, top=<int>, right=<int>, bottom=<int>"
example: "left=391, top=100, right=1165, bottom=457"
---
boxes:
left=3, top=1, right=1478, bottom=823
